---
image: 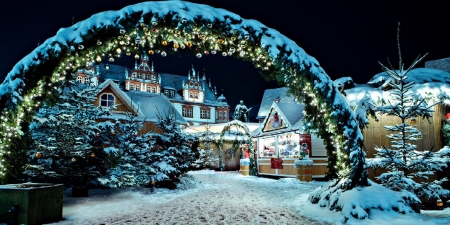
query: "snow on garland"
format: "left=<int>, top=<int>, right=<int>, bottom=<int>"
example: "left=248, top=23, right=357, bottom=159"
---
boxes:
left=0, top=1, right=368, bottom=218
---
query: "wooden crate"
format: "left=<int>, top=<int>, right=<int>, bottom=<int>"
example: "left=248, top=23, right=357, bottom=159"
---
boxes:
left=0, top=183, right=63, bottom=225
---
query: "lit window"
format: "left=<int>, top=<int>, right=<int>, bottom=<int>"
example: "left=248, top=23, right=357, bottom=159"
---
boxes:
left=100, top=94, right=114, bottom=107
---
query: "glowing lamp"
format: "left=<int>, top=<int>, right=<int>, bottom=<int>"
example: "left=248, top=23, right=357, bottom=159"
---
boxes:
left=410, top=117, right=416, bottom=125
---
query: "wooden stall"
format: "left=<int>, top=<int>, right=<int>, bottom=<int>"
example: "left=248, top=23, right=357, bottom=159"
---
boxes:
left=252, top=102, right=328, bottom=178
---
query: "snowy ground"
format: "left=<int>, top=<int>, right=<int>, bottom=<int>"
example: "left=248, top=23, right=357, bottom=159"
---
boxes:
left=48, top=171, right=450, bottom=225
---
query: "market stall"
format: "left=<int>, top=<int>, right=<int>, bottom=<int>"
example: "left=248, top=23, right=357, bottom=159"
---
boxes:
left=252, top=102, right=328, bottom=178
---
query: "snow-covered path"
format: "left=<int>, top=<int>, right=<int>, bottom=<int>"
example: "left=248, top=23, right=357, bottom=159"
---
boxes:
left=52, top=171, right=327, bottom=225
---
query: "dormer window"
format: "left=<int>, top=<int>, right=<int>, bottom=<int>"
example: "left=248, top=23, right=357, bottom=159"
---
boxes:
left=100, top=94, right=115, bottom=107
left=145, top=74, right=150, bottom=80
left=170, top=90, right=175, bottom=97
left=164, top=89, right=169, bottom=96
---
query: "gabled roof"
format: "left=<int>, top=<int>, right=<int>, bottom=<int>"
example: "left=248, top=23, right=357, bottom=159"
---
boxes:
left=98, top=79, right=141, bottom=115
left=252, top=102, right=304, bottom=137
left=256, top=87, right=298, bottom=120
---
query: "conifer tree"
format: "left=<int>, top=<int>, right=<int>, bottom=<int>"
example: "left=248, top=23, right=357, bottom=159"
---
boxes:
left=23, top=81, right=111, bottom=186
left=366, top=24, right=450, bottom=204
left=151, top=108, right=195, bottom=181
left=98, top=111, right=156, bottom=188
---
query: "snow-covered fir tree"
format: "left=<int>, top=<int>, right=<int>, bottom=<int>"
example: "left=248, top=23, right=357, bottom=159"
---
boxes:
left=23, top=80, right=112, bottom=186
left=151, top=108, right=195, bottom=181
left=98, top=111, right=156, bottom=188
left=191, top=125, right=219, bottom=169
left=366, top=27, right=450, bottom=204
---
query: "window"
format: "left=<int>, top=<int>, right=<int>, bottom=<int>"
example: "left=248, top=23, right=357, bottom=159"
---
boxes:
left=130, top=84, right=135, bottom=90
left=85, top=77, right=90, bottom=84
left=100, top=94, right=114, bottom=107
left=145, top=74, right=150, bottom=80
left=136, top=84, right=140, bottom=91
left=187, top=108, right=193, bottom=118
left=182, top=108, right=187, bottom=117
left=219, top=111, right=223, bottom=120
left=170, top=90, right=175, bottom=97
left=182, top=105, right=193, bottom=118
left=200, top=107, right=211, bottom=119
left=77, top=76, right=83, bottom=83
left=189, top=92, right=193, bottom=98
left=164, top=89, right=169, bottom=96
left=147, top=87, right=152, bottom=92
left=152, top=87, right=157, bottom=93
left=224, top=111, right=227, bottom=120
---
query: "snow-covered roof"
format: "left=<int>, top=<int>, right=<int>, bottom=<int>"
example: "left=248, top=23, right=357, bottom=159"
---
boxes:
left=256, top=87, right=298, bottom=120
left=252, top=102, right=304, bottom=137
left=344, top=68, right=450, bottom=107
left=124, top=91, right=186, bottom=124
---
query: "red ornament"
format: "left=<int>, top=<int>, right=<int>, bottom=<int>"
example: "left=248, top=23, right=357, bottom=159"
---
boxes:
left=446, top=113, right=450, bottom=120
left=204, top=51, right=209, bottom=55
left=173, top=176, right=177, bottom=180
left=159, top=159, right=162, bottom=162
left=152, top=27, right=157, bottom=32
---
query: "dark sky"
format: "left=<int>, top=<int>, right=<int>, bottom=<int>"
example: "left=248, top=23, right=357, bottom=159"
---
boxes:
left=1, top=0, right=449, bottom=112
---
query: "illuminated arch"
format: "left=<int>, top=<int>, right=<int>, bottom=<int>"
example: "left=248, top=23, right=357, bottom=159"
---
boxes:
left=217, top=120, right=254, bottom=174
left=0, top=1, right=367, bottom=189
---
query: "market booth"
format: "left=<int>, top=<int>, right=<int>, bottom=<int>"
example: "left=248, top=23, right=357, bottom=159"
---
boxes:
left=252, top=102, right=328, bottom=178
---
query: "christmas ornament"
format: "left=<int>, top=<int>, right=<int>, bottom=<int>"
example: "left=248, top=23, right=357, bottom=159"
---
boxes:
left=120, top=29, right=126, bottom=34
left=410, top=117, right=416, bottom=125
left=161, top=51, right=167, bottom=57
left=151, top=180, right=155, bottom=185
left=180, top=43, right=186, bottom=49
left=108, top=57, right=114, bottom=62
left=96, top=56, right=102, bottom=62
left=148, top=49, right=154, bottom=55
left=135, top=54, right=139, bottom=59
left=173, top=175, right=177, bottom=180
left=211, top=50, right=217, bottom=55
left=35, top=152, right=43, bottom=158
left=222, top=52, right=227, bottom=57
left=90, top=153, right=95, bottom=158
left=97, top=39, right=102, bottom=45
left=173, top=43, right=179, bottom=49
left=181, top=18, right=187, bottom=24
left=207, top=23, right=212, bottom=28
left=204, top=51, right=209, bottom=55
left=126, top=49, right=131, bottom=56
left=217, top=39, right=225, bottom=44
left=152, top=27, right=157, bottom=32
left=162, top=40, right=168, bottom=46
left=152, top=21, right=158, bottom=26
left=446, top=113, right=450, bottom=121
left=196, top=53, right=202, bottom=58
left=78, top=45, right=84, bottom=50
left=186, top=41, right=193, bottom=48
left=71, top=158, right=76, bottom=162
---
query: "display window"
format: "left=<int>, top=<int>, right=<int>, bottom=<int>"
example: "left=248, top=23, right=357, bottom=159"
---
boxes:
left=258, top=132, right=300, bottom=158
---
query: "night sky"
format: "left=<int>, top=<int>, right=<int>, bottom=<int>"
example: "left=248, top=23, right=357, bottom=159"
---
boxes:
left=1, top=0, right=449, bottom=114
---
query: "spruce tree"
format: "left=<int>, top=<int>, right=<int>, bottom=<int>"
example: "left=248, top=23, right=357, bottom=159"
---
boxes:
left=366, top=25, right=450, bottom=205
left=151, top=108, right=195, bottom=181
left=191, top=125, right=219, bottom=169
left=98, top=111, right=156, bottom=188
left=23, top=81, right=111, bottom=186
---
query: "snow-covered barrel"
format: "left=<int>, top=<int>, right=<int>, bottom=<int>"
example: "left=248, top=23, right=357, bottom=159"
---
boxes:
left=294, top=160, right=313, bottom=181
left=240, top=159, right=250, bottom=176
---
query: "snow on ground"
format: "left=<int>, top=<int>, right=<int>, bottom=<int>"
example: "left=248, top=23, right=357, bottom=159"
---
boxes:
left=48, top=171, right=450, bottom=225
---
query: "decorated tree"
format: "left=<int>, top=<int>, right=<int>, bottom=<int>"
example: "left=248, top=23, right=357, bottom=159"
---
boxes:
left=366, top=25, right=450, bottom=205
left=98, top=111, right=157, bottom=188
left=23, top=80, right=111, bottom=186
left=150, top=108, right=195, bottom=181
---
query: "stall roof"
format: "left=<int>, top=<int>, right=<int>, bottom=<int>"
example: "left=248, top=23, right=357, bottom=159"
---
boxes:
left=252, top=102, right=304, bottom=137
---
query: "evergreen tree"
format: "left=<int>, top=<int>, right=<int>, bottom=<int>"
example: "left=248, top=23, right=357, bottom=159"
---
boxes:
left=151, top=108, right=195, bottom=181
left=23, top=81, right=111, bottom=186
left=191, top=125, right=219, bottom=169
left=98, top=111, right=156, bottom=188
left=366, top=25, right=450, bottom=204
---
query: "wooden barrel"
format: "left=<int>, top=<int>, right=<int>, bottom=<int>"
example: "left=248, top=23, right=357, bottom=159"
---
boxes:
left=240, top=159, right=250, bottom=176
left=295, top=160, right=313, bottom=182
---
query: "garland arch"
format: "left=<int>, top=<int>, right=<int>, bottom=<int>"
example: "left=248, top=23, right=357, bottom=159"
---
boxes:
left=0, top=1, right=368, bottom=189
left=217, top=120, right=255, bottom=174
